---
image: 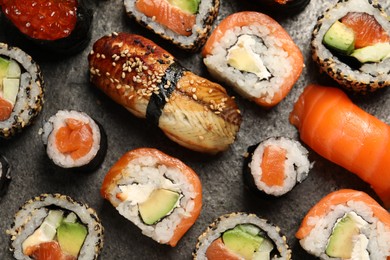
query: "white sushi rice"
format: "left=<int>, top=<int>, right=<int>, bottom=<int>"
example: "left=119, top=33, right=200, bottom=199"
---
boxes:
left=299, top=201, right=390, bottom=259
left=203, top=25, right=292, bottom=103
left=107, top=155, right=198, bottom=244
left=248, top=137, right=313, bottom=196
left=41, top=110, right=101, bottom=168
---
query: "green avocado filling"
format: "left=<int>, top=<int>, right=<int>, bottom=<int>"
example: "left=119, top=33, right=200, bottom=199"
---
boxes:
left=0, top=56, right=21, bottom=106
left=222, top=224, right=274, bottom=260
left=167, top=0, right=201, bottom=14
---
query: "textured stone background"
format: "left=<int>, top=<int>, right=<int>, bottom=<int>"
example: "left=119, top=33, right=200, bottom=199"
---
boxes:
left=0, top=0, right=389, bottom=259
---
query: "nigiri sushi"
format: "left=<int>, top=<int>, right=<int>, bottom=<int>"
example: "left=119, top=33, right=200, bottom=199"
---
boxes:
left=88, top=33, right=242, bottom=154
left=202, top=11, right=304, bottom=108
left=296, top=189, right=390, bottom=259
left=290, top=84, right=390, bottom=207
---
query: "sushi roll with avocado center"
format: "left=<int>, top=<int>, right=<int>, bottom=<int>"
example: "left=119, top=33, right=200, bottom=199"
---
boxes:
left=7, top=193, right=104, bottom=259
left=41, top=110, right=107, bottom=171
left=193, top=212, right=291, bottom=259
left=0, top=43, right=44, bottom=138
left=312, top=0, right=390, bottom=92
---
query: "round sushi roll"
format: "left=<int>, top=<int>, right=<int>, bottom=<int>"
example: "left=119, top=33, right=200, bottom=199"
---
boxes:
left=0, top=43, right=44, bottom=139
left=41, top=110, right=107, bottom=171
left=202, top=11, right=304, bottom=108
left=124, top=0, right=219, bottom=51
left=193, top=212, right=292, bottom=259
left=0, top=154, right=11, bottom=198
left=101, top=148, right=202, bottom=247
left=0, top=0, right=93, bottom=55
left=243, top=137, right=313, bottom=197
left=296, top=189, right=390, bottom=259
left=6, top=193, right=104, bottom=259
left=311, top=0, right=390, bottom=93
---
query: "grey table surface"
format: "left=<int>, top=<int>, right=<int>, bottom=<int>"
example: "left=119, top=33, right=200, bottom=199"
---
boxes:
left=0, top=0, right=389, bottom=259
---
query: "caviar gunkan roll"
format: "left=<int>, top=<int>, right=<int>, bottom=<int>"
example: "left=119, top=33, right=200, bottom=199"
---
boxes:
left=0, top=43, right=44, bottom=138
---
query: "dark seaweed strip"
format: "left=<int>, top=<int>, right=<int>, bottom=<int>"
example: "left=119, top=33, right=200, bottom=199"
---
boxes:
left=146, top=62, right=186, bottom=126
left=0, top=154, right=11, bottom=198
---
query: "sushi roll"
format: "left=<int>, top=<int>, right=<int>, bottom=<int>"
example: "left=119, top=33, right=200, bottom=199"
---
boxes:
left=193, top=212, right=291, bottom=259
left=6, top=193, right=104, bottom=259
left=311, top=0, right=390, bottom=92
left=0, top=43, right=44, bottom=138
left=202, top=11, right=304, bottom=108
left=290, top=84, right=390, bottom=207
left=243, top=137, right=313, bottom=197
left=88, top=33, right=241, bottom=154
left=0, top=0, right=93, bottom=55
left=101, top=148, right=202, bottom=247
left=296, top=189, right=390, bottom=259
left=124, top=0, right=219, bottom=51
left=0, top=154, right=11, bottom=198
left=40, top=110, right=107, bottom=171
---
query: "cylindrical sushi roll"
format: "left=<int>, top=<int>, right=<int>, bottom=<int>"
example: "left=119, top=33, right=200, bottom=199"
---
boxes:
left=41, top=110, right=107, bottom=171
left=0, top=154, right=11, bottom=198
left=101, top=148, right=202, bottom=247
left=6, top=193, right=104, bottom=259
left=243, top=137, right=313, bottom=197
left=0, top=43, right=44, bottom=138
left=0, top=0, right=93, bottom=55
left=311, top=0, right=390, bottom=92
left=296, top=189, right=390, bottom=259
left=202, top=11, right=304, bottom=108
left=124, top=0, right=219, bottom=51
left=253, top=0, right=310, bottom=14
left=194, top=212, right=291, bottom=259
left=88, top=33, right=242, bottom=154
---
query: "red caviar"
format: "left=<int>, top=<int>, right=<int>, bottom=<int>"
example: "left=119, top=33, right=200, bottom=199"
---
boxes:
left=1, top=0, right=78, bottom=40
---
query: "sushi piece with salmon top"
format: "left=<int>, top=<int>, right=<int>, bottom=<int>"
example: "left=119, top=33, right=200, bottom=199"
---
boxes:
left=101, top=148, right=202, bottom=247
left=290, top=84, right=390, bottom=207
left=202, top=12, right=304, bottom=108
left=296, top=189, right=390, bottom=259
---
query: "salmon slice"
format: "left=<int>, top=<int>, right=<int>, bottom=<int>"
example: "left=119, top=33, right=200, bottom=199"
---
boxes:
left=290, top=84, right=390, bottom=207
left=135, top=0, right=196, bottom=36
left=296, top=189, right=390, bottom=239
left=260, top=145, right=286, bottom=187
left=55, top=118, right=93, bottom=160
left=341, top=12, right=390, bottom=49
left=29, top=241, right=76, bottom=260
left=206, top=238, right=241, bottom=260
left=0, top=97, right=13, bottom=121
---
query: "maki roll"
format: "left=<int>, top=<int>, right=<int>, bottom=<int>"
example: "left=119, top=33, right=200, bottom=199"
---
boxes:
left=0, top=43, right=44, bottom=138
left=296, top=189, right=390, bottom=259
left=202, top=12, right=304, bottom=108
left=311, top=0, right=390, bottom=92
left=41, top=110, right=107, bottom=171
left=243, top=137, right=312, bottom=197
left=0, top=154, right=11, bottom=198
left=7, top=193, right=104, bottom=259
left=124, top=0, right=219, bottom=51
left=0, top=0, right=93, bottom=55
left=101, top=148, right=202, bottom=247
left=88, top=33, right=241, bottom=154
left=193, top=212, right=291, bottom=259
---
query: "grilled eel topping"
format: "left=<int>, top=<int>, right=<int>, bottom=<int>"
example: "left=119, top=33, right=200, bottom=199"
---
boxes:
left=88, top=33, right=242, bottom=153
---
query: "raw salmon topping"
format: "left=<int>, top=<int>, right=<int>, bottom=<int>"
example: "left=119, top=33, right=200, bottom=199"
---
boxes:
left=29, top=241, right=76, bottom=260
left=341, top=12, right=390, bottom=49
left=0, top=97, right=13, bottom=121
left=55, top=118, right=93, bottom=160
left=260, top=145, right=286, bottom=186
left=1, top=0, right=78, bottom=40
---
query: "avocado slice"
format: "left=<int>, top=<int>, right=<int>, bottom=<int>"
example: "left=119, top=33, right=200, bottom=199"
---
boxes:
left=351, top=43, right=390, bottom=63
left=222, top=224, right=273, bottom=260
left=325, top=212, right=368, bottom=258
left=168, top=0, right=200, bottom=14
left=3, top=78, right=19, bottom=104
left=323, top=21, right=355, bottom=55
left=0, top=57, right=10, bottom=89
left=57, top=221, right=88, bottom=257
left=138, top=189, right=180, bottom=225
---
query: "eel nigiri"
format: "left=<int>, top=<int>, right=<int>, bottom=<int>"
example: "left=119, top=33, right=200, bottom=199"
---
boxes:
left=202, top=11, right=304, bottom=108
left=296, top=189, right=390, bottom=259
left=289, top=84, right=390, bottom=207
left=88, top=33, right=241, bottom=154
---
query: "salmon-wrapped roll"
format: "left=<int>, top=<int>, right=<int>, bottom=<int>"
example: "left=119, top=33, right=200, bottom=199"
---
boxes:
left=88, top=33, right=241, bottom=154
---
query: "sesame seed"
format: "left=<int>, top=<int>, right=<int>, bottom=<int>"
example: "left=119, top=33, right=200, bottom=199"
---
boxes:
left=191, top=87, right=196, bottom=93
left=118, top=42, right=123, bottom=48
left=90, top=50, right=94, bottom=55
left=112, top=62, right=116, bottom=67
left=208, top=89, right=213, bottom=94
left=106, top=72, right=110, bottom=76
left=110, top=78, right=114, bottom=83
left=116, top=85, right=122, bottom=89
left=193, top=94, right=198, bottom=100
left=115, top=56, right=120, bottom=61
left=114, top=79, right=119, bottom=83
left=198, top=135, right=204, bottom=140
left=96, top=53, right=100, bottom=58
left=122, top=72, right=126, bottom=79
left=101, top=54, right=106, bottom=59
left=190, top=80, right=194, bottom=84
left=113, top=31, right=119, bottom=36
